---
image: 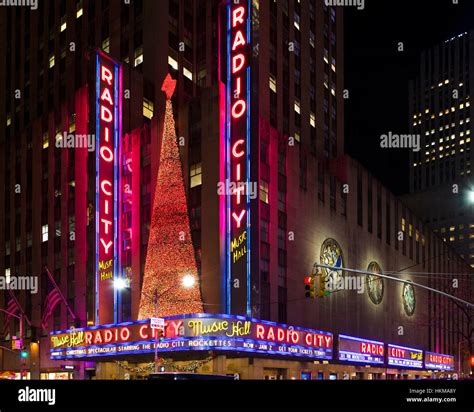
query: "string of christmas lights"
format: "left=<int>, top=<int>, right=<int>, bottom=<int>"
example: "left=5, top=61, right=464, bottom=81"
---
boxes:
left=116, top=356, right=214, bottom=374
left=138, top=74, right=204, bottom=319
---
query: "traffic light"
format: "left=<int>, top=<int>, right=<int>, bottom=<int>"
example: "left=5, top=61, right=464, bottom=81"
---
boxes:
left=317, top=272, right=330, bottom=298
left=20, top=350, right=28, bottom=359
left=304, top=275, right=315, bottom=298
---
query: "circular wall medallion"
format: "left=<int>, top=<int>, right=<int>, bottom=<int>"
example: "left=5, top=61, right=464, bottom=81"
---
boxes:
left=320, top=238, right=344, bottom=285
left=402, top=282, right=416, bottom=316
left=366, top=262, right=384, bottom=305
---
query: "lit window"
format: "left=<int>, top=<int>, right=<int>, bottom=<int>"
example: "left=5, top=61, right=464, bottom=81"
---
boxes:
left=5, top=268, right=10, bottom=284
left=409, top=224, right=413, bottom=237
left=60, top=16, right=67, bottom=32
left=76, top=7, right=83, bottom=18
left=6, top=114, right=11, bottom=127
left=190, top=163, right=202, bottom=188
left=269, top=75, right=277, bottom=93
left=310, top=112, right=316, bottom=128
left=183, top=67, right=193, bottom=81
left=49, top=55, right=55, bottom=68
left=401, top=218, right=406, bottom=232
left=43, top=133, right=49, bottom=149
left=42, top=224, right=49, bottom=242
left=449, top=226, right=455, bottom=232
left=449, top=236, right=455, bottom=242
left=168, top=56, right=178, bottom=70
left=134, top=47, right=143, bottom=67
left=294, top=14, right=300, bottom=30
left=260, top=181, right=269, bottom=204
left=294, top=99, right=301, bottom=114
left=102, top=37, right=110, bottom=54
left=143, top=98, right=154, bottom=120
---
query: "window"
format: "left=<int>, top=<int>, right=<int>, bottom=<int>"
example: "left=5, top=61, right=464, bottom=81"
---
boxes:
left=143, top=98, right=154, bottom=120
left=168, top=55, right=178, bottom=70
left=42, top=224, right=49, bottom=242
left=5, top=268, right=11, bottom=284
left=102, top=37, right=110, bottom=53
left=269, top=75, right=277, bottom=92
left=134, top=46, right=143, bottom=66
left=190, top=163, right=202, bottom=188
left=260, top=181, right=269, bottom=204
left=49, top=55, right=55, bottom=68
left=260, top=220, right=269, bottom=243
left=183, top=67, right=193, bottom=81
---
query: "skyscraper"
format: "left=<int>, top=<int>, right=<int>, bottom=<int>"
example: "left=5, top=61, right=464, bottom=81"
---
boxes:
left=405, top=30, right=474, bottom=268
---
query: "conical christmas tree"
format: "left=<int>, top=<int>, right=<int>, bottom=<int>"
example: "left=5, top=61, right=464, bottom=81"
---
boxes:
left=138, top=74, right=204, bottom=319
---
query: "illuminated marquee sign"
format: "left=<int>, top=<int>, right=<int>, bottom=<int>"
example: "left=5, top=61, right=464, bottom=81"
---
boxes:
left=424, top=352, right=455, bottom=371
left=387, top=344, right=423, bottom=369
left=95, top=52, right=122, bottom=325
left=225, top=0, right=251, bottom=314
left=50, top=314, right=333, bottom=361
left=338, top=335, right=384, bottom=365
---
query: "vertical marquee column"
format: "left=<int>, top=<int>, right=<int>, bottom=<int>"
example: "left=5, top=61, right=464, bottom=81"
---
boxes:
left=226, top=0, right=251, bottom=315
left=95, top=52, right=122, bottom=325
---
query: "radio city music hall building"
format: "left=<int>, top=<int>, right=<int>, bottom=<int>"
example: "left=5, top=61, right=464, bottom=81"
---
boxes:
left=0, top=0, right=471, bottom=380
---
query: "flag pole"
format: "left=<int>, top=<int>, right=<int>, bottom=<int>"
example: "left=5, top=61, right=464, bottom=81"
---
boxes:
left=7, top=290, right=31, bottom=327
left=43, top=266, right=77, bottom=321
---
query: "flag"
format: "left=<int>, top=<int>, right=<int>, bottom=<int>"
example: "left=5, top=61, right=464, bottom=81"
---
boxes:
left=2, top=294, right=20, bottom=337
left=41, top=274, right=62, bottom=330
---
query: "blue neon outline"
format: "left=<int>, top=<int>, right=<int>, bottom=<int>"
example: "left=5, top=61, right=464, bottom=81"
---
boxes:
left=50, top=335, right=333, bottom=361
left=424, top=351, right=455, bottom=371
left=338, top=334, right=384, bottom=346
left=245, top=0, right=251, bottom=317
left=225, top=1, right=232, bottom=314
left=95, top=53, right=100, bottom=325
left=387, top=344, right=423, bottom=369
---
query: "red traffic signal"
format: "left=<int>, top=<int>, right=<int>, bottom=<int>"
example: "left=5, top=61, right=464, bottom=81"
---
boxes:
left=304, top=276, right=313, bottom=285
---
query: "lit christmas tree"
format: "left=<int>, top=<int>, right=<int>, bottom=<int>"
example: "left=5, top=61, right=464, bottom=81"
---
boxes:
left=138, top=74, right=203, bottom=319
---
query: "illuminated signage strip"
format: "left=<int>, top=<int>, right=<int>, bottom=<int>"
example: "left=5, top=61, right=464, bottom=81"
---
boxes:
left=424, top=351, right=455, bottom=371
left=50, top=314, right=333, bottom=361
left=338, top=335, right=385, bottom=365
left=387, top=344, right=423, bottom=369
left=226, top=0, right=251, bottom=315
left=95, top=51, right=122, bottom=325
left=50, top=337, right=333, bottom=361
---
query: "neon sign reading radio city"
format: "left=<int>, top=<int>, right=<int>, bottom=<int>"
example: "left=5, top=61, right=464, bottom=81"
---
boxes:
left=229, top=4, right=248, bottom=229
left=95, top=52, right=122, bottom=325
left=226, top=0, right=251, bottom=313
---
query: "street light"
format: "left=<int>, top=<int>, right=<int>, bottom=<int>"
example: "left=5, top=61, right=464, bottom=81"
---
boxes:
left=181, top=274, right=196, bottom=289
left=113, top=277, right=129, bottom=290
left=468, top=190, right=474, bottom=204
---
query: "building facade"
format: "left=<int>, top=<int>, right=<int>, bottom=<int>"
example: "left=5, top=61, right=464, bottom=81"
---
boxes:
left=0, top=0, right=470, bottom=380
left=405, top=31, right=474, bottom=268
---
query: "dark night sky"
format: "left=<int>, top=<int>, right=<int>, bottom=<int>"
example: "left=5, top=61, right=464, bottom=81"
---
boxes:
left=344, top=0, right=474, bottom=194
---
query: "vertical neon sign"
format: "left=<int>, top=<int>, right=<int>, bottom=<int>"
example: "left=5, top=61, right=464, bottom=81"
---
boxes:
left=95, top=52, right=122, bottom=325
left=226, top=0, right=251, bottom=315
